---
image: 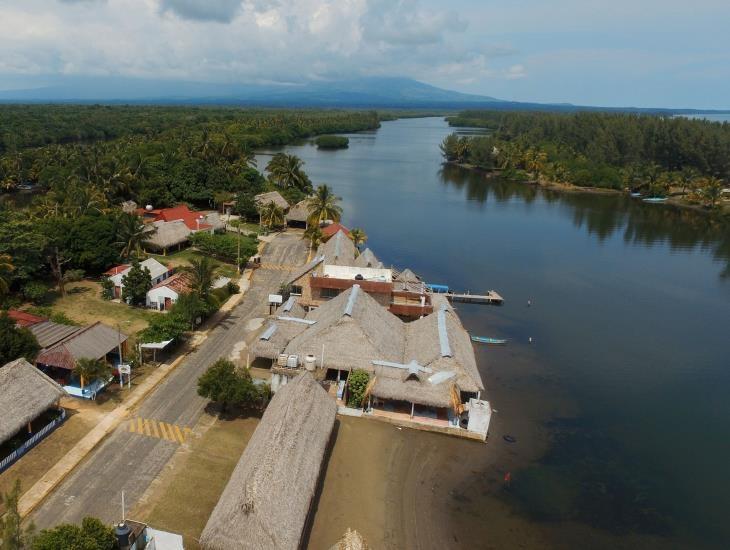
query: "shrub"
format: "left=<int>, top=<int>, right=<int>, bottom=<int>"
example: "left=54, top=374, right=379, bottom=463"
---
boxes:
left=22, top=281, right=49, bottom=304
left=347, top=369, right=370, bottom=408
left=197, top=359, right=267, bottom=413
left=191, top=231, right=257, bottom=266
left=100, top=276, right=114, bottom=300
left=227, top=281, right=240, bottom=294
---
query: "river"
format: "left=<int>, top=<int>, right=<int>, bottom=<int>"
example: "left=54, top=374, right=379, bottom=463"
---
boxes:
left=257, top=117, right=730, bottom=549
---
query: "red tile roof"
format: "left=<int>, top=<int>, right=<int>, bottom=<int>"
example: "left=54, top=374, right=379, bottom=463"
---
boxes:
left=155, top=205, right=212, bottom=231
left=150, top=272, right=193, bottom=295
left=104, top=264, right=131, bottom=276
left=321, top=223, right=351, bottom=240
left=7, top=309, right=47, bottom=328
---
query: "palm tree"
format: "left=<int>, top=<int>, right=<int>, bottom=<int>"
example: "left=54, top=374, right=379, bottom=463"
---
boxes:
left=307, top=184, right=343, bottom=226
left=349, top=228, right=368, bottom=250
left=73, top=358, right=111, bottom=390
left=266, top=153, right=311, bottom=192
left=701, top=176, right=725, bottom=208
left=303, top=225, right=323, bottom=256
left=0, top=254, right=14, bottom=295
left=259, top=201, right=286, bottom=229
left=186, top=256, right=217, bottom=300
left=116, top=213, right=156, bottom=259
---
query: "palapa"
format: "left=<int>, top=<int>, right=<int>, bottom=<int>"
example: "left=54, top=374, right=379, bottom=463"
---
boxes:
left=199, top=373, right=337, bottom=550
left=0, top=359, right=67, bottom=445
left=254, top=191, right=289, bottom=211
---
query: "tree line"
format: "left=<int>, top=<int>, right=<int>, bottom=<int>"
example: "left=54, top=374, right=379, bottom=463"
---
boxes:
left=443, top=110, right=730, bottom=207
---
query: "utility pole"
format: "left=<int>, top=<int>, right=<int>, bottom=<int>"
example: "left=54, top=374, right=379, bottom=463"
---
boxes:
left=237, top=222, right=241, bottom=275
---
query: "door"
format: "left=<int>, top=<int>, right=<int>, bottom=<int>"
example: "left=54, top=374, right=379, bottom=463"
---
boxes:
left=164, top=297, right=172, bottom=310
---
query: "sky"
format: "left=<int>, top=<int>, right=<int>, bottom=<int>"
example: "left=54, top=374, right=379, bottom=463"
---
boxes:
left=0, top=0, right=728, bottom=108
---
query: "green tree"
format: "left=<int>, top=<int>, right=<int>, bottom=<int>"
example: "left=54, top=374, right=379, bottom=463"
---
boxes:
left=197, top=359, right=266, bottom=413
left=172, top=292, right=211, bottom=330
left=99, top=277, right=114, bottom=300
left=121, top=260, right=152, bottom=306
left=33, top=517, right=116, bottom=550
left=186, top=256, right=217, bottom=300
left=116, top=212, right=156, bottom=260
left=1, top=480, right=35, bottom=550
left=0, top=253, right=14, bottom=295
left=266, top=153, right=312, bottom=192
left=307, top=184, right=342, bottom=226
left=303, top=225, right=323, bottom=254
left=346, top=369, right=370, bottom=408
left=139, top=311, right=188, bottom=343
left=72, top=357, right=111, bottom=390
left=349, top=228, right=367, bottom=250
left=258, top=201, right=286, bottom=229
left=701, top=176, right=725, bottom=208
left=0, top=312, right=40, bottom=364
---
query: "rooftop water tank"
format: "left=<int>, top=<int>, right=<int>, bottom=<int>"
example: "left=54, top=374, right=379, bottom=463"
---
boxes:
left=287, top=354, right=298, bottom=369
left=145, top=204, right=153, bottom=211
left=304, top=354, right=317, bottom=372
left=115, top=522, right=132, bottom=550
left=277, top=353, right=288, bottom=367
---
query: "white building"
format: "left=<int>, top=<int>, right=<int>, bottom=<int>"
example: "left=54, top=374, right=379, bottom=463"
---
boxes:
left=105, top=258, right=174, bottom=300
left=146, top=272, right=192, bottom=311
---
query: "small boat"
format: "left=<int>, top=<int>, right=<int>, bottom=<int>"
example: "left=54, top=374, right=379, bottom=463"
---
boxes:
left=471, top=336, right=507, bottom=345
left=642, top=197, right=668, bottom=203
left=630, top=192, right=642, bottom=198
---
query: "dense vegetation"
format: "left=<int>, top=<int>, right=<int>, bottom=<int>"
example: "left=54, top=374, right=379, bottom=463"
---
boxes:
left=0, top=106, right=378, bottom=305
left=443, top=110, right=729, bottom=207
left=315, top=135, right=349, bottom=149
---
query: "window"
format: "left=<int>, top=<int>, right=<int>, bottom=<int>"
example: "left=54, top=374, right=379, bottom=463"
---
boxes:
left=320, top=288, right=340, bottom=299
left=291, top=285, right=303, bottom=296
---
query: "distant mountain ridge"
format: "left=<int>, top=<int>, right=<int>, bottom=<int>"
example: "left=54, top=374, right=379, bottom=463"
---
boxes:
left=0, top=75, right=502, bottom=108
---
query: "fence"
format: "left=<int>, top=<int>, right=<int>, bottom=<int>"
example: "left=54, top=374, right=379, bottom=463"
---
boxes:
left=0, top=408, right=67, bottom=474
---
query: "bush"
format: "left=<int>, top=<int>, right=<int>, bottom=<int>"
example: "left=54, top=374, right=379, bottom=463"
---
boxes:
left=0, top=312, right=41, bottom=364
left=227, top=281, right=240, bottom=294
left=315, top=135, right=349, bottom=149
left=197, top=359, right=268, bottom=412
left=190, top=231, right=258, bottom=266
left=22, top=281, right=49, bottom=303
left=33, top=517, right=116, bottom=550
left=347, top=369, right=370, bottom=408
left=100, top=276, right=114, bottom=300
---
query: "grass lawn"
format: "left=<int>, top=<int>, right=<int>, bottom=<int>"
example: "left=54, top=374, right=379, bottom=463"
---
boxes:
left=131, top=412, right=260, bottom=549
left=148, top=249, right=239, bottom=279
left=46, top=280, right=159, bottom=335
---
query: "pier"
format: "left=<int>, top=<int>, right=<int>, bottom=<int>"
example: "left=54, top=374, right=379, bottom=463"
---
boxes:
left=445, top=290, right=504, bottom=305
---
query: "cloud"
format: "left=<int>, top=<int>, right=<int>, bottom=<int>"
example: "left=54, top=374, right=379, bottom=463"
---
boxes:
left=159, top=0, right=243, bottom=23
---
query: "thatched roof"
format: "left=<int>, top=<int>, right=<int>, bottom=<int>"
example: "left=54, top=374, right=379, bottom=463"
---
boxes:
left=203, top=212, right=226, bottom=231
left=352, top=248, right=383, bottom=269
left=286, top=255, right=324, bottom=286
left=254, top=191, right=289, bottom=210
left=146, top=220, right=191, bottom=250
left=286, top=199, right=311, bottom=223
left=395, top=268, right=420, bottom=282
left=329, top=529, right=369, bottom=550
left=251, top=287, right=484, bottom=408
left=317, top=230, right=358, bottom=266
left=200, top=373, right=337, bottom=550
left=36, top=322, right=129, bottom=371
left=0, top=359, right=67, bottom=445
left=286, top=285, right=405, bottom=372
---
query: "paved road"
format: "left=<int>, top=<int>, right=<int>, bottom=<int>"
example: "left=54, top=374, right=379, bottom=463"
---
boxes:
left=30, top=234, right=307, bottom=528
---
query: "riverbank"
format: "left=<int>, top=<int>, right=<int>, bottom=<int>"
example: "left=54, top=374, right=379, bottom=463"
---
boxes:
left=448, top=161, right=729, bottom=219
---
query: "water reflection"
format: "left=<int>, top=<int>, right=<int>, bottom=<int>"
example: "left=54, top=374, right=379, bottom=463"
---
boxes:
left=439, top=163, right=730, bottom=277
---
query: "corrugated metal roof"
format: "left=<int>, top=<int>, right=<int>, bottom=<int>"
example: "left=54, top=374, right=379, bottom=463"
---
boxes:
left=437, top=306, right=452, bottom=358
left=260, top=323, right=278, bottom=341
left=36, top=322, right=128, bottom=370
left=344, top=284, right=360, bottom=316
left=30, top=321, right=80, bottom=349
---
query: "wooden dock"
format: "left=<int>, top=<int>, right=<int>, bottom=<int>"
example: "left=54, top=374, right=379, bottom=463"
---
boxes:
left=443, top=290, right=504, bottom=305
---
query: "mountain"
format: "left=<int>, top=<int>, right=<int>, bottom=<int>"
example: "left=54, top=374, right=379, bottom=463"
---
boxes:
left=0, top=75, right=503, bottom=108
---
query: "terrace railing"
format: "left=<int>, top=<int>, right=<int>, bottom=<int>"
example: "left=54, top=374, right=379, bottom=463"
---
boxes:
left=0, top=408, right=67, bottom=474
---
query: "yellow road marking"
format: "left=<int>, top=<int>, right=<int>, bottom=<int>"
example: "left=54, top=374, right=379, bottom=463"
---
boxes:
left=126, top=417, right=191, bottom=445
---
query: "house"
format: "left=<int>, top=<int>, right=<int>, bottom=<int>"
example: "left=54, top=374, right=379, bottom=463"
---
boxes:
left=8, top=309, right=80, bottom=349
left=254, top=191, right=289, bottom=211
left=138, top=205, right=218, bottom=254
left=285, top=199, right=311, bottom=228
left=321, top=222, right=350, bottom=241
left=286, top=230, right=432, bottom=319
left=35, top=322, right=129, bottom=398
left=104, top=258, right=174, bottom=300
left=146, top=272, right=192, bottom=311
left=200, top=373, right=336, bottom=550
left=251, top=286, right=490, bottom=439
left=0, top=359, right=67, bottom=472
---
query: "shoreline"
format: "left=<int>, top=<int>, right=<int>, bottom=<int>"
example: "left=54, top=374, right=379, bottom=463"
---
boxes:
left=447, top=161, right=727, bottom=218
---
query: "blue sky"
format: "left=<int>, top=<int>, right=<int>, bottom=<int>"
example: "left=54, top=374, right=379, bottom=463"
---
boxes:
left=0, top=0, right=728, bottom=108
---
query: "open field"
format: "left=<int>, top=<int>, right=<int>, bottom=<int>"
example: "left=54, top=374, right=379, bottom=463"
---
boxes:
left=131, top=412, right=260, bottom=549
left=47, top=280, right=159, bottom=334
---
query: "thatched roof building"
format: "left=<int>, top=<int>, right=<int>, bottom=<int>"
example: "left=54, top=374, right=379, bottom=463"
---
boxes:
left=352, top=248, right=383, bottom=269
left=251, top=287, right=484, bottom=409
left=329, top=529, right=369, bottom=550
left=0, top=359, right=67, bottom=445
left=286, top=199, right=311, bottom=223
left=199, top=373, right=337, bottom=550
left=316, top=230, right=358, bottom=266
left=146, top=219, right=191, bottom=251
left=254, top=191, right=289, bottom=211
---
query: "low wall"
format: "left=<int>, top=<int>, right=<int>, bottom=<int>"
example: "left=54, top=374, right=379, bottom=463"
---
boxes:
left=0, top=408, right=67, bottom=474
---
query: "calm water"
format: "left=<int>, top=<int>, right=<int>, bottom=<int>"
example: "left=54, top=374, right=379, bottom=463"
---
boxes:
left=258, top=118, right=730, bottom=549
